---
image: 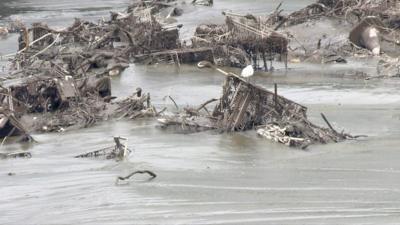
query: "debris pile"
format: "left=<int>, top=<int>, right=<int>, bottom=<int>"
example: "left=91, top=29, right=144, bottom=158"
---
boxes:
left=0, top=108, right=33, bottom=142
left=158, top=64, right=356, bottom=148
left=75, top=137, right=131, bottom=160
left=191, top=12, right=289, bottom=70
left=0, top=1, right=189, bottom=136
left=113, top=89, right=159, bottom=120
left=250, top=0, right=400, bottom=71
left=377, top=55, right=400, bottom=77
left=281, top=0, right=399, bottom=26
left=0, top=0, right=374, bottom=148
left=0, top=151, right=32, bottom=159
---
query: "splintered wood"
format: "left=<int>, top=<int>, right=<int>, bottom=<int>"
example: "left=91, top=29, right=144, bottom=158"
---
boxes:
left=191, top=12, right=289, bottom=70
left=75, top=137, right=131, bottom=160
left=212, top=76, right=305, bottom=131
left=159, top=75, right=355, bottom=148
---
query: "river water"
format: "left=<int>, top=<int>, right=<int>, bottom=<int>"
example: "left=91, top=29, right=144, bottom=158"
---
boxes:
left=1, top=1, right=400, bottom=224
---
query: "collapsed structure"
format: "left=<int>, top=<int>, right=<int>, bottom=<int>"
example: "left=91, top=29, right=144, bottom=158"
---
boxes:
left=268, top=0, right=400, bottom=74
left=158, top=64, right=356, bottom=148
left=0, top=1, right=184, bottom=139
left=191, top=12, right=289, bottom=70
left=0, top=0, right=371, bottom=149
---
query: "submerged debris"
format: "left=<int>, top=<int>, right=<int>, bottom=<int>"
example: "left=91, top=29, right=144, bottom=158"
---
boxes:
left=282, top=0, right=399, bottom=26
left=116, top=170, right=157, bottom=185
left=377, top=55, right=400, bottom=77
left=0, top=1, right=182, bottom=136
left=159, top=63, right=358, bottom=148
left=254, top=0, right=400, bottom=75
left=75, top=137, right=131, bottom=160
left=0, top=26, right=8, bottom=38
left=192, top=0, right=213, bottom=6
left=191, top=11, right=289, bottom=70
left=0, top=110, right=28, bottom=138
left=0, top=151, right=32, bottom=159
left=0, top=109, right=34, bottom=143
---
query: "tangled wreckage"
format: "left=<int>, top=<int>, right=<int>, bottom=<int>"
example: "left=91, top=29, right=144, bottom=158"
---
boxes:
left=158, top=62, right=361, bottom=148
left=0, top=0, right=382, bottom=150
left=0, top=2, right=177, bottom=140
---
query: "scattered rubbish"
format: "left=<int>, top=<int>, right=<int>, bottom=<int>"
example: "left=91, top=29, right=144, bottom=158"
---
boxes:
left=0, top=111, right=27, bottom=138
left=159, top=62, right=360, bottom=148
left=257, top=124, right=310, bottom=148
left=0, top=0, right=384, bottom=148
left=377, top=55, right=400, bottom=77
left=191, top=11, right=289, bottom=70
left=75, top=137, right=131, bottom=160
left=0, top=27, right=8, bottom=37
left=192, top=0, right=213, bottom=6
left=0, top=0, right=193, bottom=136
left=283, top=0, right=399, bottom=26
left=0, top=109, right=34, bottom=144
left=0, top=151, right=32, bottom=159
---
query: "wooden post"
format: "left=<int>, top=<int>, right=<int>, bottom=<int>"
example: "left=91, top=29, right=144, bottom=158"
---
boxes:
left=274, top=83, right=278, bottom=109
left=320, top=113, right=338, bottom=134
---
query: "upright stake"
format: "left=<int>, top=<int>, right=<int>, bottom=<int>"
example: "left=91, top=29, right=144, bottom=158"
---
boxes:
left=274, top=83, right=278, bottom=109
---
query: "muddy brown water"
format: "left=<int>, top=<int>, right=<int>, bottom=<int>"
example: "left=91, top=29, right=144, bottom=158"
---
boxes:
left=1, top=1, right=400, bottom=224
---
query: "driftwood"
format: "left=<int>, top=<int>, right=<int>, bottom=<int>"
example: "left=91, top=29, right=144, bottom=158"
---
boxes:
left=116, top=170, right=157, bottom=181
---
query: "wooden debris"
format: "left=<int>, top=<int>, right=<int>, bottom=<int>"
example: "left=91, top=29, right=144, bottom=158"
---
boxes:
left=377, top=55, right=400, bottom=78
left=0, top=109, right=33, bottom=144
left=116, top=170, right=157, bottom=184
left=282, top=0, right=399, bottom=26
left=257, top=124, right=310, bottom=148
left=0, top=151, right=32, bottom=159
left=192, top=0, right=213, bottom=6
left=0, top=27, right=8, bottom=37
left=0, top=111, right=26, bottom=138
left=75, top=137, right=131, bottom=160
left=191, top=11, right=289, bottom=70
left=0, top=1, right=179, bottom=135
left=159, top=64, right=357, bottom=148
left=132, top=47, right=215, bottom=65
